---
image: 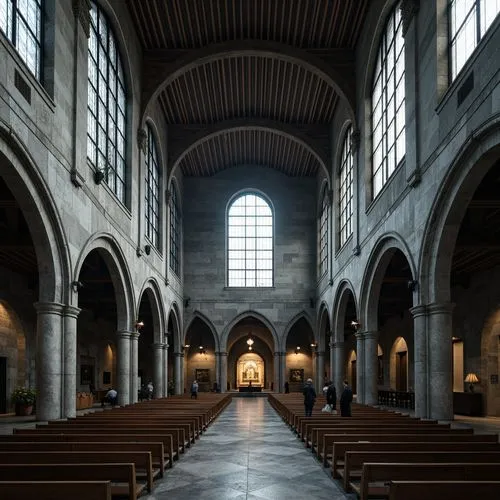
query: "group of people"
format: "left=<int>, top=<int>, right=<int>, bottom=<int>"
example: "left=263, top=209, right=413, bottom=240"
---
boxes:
left=303, top=378, right=353, bottom=417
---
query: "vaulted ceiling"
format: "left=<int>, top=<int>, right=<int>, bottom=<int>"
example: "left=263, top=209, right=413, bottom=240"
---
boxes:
left=127, top=0, right=370, bottom=177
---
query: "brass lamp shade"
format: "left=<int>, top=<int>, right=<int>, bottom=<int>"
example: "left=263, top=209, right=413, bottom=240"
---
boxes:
left=464, top=373, right=479, bottom=392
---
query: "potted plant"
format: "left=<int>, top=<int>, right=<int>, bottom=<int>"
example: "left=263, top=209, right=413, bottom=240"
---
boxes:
left=11, top=387, right=36, bottom=416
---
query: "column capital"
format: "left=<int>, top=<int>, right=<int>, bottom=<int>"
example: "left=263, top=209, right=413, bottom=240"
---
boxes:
left=72, top=0, right=91, bottom=38
left=174, top=352, right=184, bottom=358
left=130, top=331, right=140, bottom=341
left=410, top=304, right=427, bottom=318
left=153, top=342, right=165, bottom=350
left=34, top=302, right=65, bottom=315
left=63, top=305, right=81, bottom=318
left=400, top=0, right=420, bottom=36
left=427, top=302, right=455, bottom=316
left=316, top=350, right=326, bottom=357
left=163, top=344, right=169, bottom=350
left=361, top=331, right=379, bottom=341
left=216, top=351, right=228, bottom=357
left=116, top=330, right=133, bottom=340
left=332, top=341, right=345, bottom=349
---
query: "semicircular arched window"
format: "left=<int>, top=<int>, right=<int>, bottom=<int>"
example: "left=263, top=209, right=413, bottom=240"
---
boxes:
left=87, top=1, right=127, bottom=203
left=227, top=193, right=273, bottom=288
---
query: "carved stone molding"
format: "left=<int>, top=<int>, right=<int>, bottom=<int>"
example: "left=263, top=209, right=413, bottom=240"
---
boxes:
left=137, top=128, right=147, bottom=153
left=72, top=0, right=92, bottom=38
left=400, top=0, right=420, bottom=36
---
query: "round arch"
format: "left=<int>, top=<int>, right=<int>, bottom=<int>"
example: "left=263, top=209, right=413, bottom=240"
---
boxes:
left=137, top=278, right=166, bottom=344
left=0, top=127, right=69, bottom=304
left=359, top=233, right=417, bottom=332
left=141, top=40, right=356, bottom=127
left=420, top=119, right=500, bottom=304
left=184, top=311, right=220, bottom=353
left=74, top=233, right=134, bottom=331
left=221, top=310, right=279, bottom=352
left=332, top=280, right=359, bottom=343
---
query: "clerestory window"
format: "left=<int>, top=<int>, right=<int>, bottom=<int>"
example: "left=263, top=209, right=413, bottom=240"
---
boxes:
left=169, top=183, right=180, bottom=276
left=227, top=193, right=273, bottom=287
left=319, top=186, right=328, bottom=276
left=339, top=126, right=353, bottom=247
left=145, top=125, right=160, bottom=250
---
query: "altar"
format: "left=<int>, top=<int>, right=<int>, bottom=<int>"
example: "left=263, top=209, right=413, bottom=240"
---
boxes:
left=237, top=352, right=265, bottom=388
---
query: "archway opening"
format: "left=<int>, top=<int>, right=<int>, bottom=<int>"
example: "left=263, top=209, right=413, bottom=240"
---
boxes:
left=76, top=249, right=118, bottom=404
left=339, top=290, right=358, bottom=392
left=184, top=317, right=216, bottom=393
left=318, top=308, right=331, bottom=385
left=285, top=317, right=314, bottom=392
left=390, top=336, right=408, bottom=391
left=137, top=294, right=155, bottom=396
left=227, top=317, right=274, bottom=391
left=348, top=350, right=357, bottom=394
left=237, top=352, right=265, bottom=387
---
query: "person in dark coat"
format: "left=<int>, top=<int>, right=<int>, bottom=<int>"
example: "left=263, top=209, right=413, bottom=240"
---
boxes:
left=326, top=381, right=337, bottom=411
left=284, top=382, right=290, bottom=394
left=303, top=378, right=316, bottom=417
left=340, top=380, right=353, bottom=417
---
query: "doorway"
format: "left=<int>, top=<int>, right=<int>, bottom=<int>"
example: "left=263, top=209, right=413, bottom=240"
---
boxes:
left=0, top=357, right=7, bottom=414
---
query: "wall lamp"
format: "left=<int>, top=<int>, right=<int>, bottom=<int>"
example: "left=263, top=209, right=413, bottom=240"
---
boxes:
left=71, top=281, right=83, bottom=293
left=351, top=320, right=361, bottom=331
left=465, top=372, right=479, bottom=392
left=295, top=346, right=301, bottom=355
left=135, top=320, right=144, bottom=331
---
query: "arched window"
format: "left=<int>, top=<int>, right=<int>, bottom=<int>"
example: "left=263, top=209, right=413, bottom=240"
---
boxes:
left=0, top=0, right=43, bottom=79
left=227, top=193, right=273, bottom=287
left=87, top=1, right=126, bottom=203
left=372, top=2, right=405, bottom=198
left=319, top=187, right=328, bottom=277
left=145, top=125, right=160, bottom=250
left=169, top=183, right=180, bottom=276
left=449, top=0, right=500, bottom=80
left=339, top=126, right=353, bottom=247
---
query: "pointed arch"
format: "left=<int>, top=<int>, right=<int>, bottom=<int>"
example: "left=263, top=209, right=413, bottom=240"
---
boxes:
left=284, top=311, right=314, bottom=346
left=137, top=277, right=166, bottom=343
left=167, top=301, right=182, bottom=351
left=74, top=233, right=134, bottom=331
left=359, top=233, right=416, bottom=332
left=221, top=310, right=278, bottom=351
left=332, top=280, right=359, bottom=343
left=184, top=310, right=220, bottom=352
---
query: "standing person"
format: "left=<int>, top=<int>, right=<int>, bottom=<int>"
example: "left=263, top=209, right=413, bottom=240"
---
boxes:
left=147, top=380, right=154, bottom=400
left=326, top=381, right=337, bottom=412
left=303, top=378, right=316, bottom=417
left=284, top=381, right=290, bottom=394
left=340, top=380, right=353, bottom=417
left=190, top=379, right=199, bottom=399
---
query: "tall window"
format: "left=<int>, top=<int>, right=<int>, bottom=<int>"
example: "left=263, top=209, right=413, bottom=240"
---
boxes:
left=0, top=0, right=43, bottom=79
left=87, top=1, right=126, bottom=203
left=145, top=125, right=160, bottom=250
left=372, top=3, right=405, bottom=198
left=339, top=126, right=353, bottom=247
left=169, top=183, right=180, bottom=276
left=319, top=187, right=328, bottom=277
left=227, top=193, right=273, bottom=287
left=449, top=0, right=500, bottom=80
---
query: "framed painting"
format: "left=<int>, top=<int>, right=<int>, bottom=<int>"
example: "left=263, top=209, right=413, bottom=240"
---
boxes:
left=195, top=368, right=210, bottom=383
left=289, top=368, right=304, bottom=383
left=80, top=364, right=94, bottom=385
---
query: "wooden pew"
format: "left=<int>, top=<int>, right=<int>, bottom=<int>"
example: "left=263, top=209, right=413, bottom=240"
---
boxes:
left=331, top=441, right=500, bottom=480
left=0, top=451, right=154, bottom=492
left=0, top=463, right=142, bottom=500
left=0, top=480, right=112, bottom=500
left=388, top=480, right=500, bottom=500
left=342, top=451, right=500, bottom=492
left=357, top=462, right=500, bottom=500
left=0, top=441, right=166, bottom=477
left=316, top=432, right=498, bottom=466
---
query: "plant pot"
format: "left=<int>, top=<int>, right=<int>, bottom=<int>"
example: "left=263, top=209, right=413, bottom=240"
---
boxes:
left=15, top=404, right=34, bottom=416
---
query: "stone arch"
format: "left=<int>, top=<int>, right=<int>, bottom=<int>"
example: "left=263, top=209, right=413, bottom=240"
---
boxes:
left=0, top=126, right=69, bottom=304
left=284, top=311, right=315, bottom=346
left=74, top=233, right=134, bottom=331
left=137, top=278, right=166, bottom=344
left=167, top=302, right=182, bottom=351
left=420, top=118, right=500, bottom=304
left=184, top=311, right=220, bottom=352
left=360, top=233, right=417, bottom=332
left=221, top=310, right=279, bottom=352
left=389, top=336, right=409, bottom=391
left=141, top=40, right=357, bottom=126
left=315, top=303, right=330, bottom=351
left=169, top=125, right=330, bottom=185
left=332, top=280, right=359, bottom=343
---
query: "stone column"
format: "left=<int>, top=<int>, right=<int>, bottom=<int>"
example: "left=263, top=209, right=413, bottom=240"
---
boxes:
left=162, top=344, right=169, bottom=397
left=34, top=302, right=64, bottom=421
left=355, top=332, right=365, bottom=404
left=411, top=304, right=428, bottom=418
left=333, top=341, right=345, bottom=398
left=317, top=350, right=325, bottom=390
left=116, top=331, right=131, bottom=406
left=363, top=331, right=379, bottom=406
left=153, top=343, right=164, bottom=398
left=428, top=302, right=454, bottom=420
left=63, top=305, right=81, bottom=418
left=219, top=352, right=228, bottom=393
left=130, top=332, right=140, bottom=403
left=279, top=352, right=286, bottom=393
left=215, top=352, right=221, bottom=391
left=273, top=352, right=280, bottom=392
left=174, top=352, right=183, bottom=395
left=329, top=338, right=335, bottom=382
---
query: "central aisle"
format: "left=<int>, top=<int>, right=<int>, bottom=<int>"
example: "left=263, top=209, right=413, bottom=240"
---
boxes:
left=144, top=397, right=351, bottom=500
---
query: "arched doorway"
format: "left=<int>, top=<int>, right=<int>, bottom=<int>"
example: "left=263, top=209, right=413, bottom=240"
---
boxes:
left=348, top=349, right=357, bottom=395
left=390, top=337, right=408, bottom=391
left=285, top=317, right=314, bottom=392
left=227, top=317, right=274, bottom=391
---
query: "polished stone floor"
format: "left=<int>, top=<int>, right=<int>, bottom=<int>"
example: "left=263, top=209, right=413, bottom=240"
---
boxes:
left=142, top=397, right=352, bottom=500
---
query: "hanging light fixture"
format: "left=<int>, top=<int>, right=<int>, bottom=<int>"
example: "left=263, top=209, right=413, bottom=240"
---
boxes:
left=246, top=334, right=254, bottom=351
